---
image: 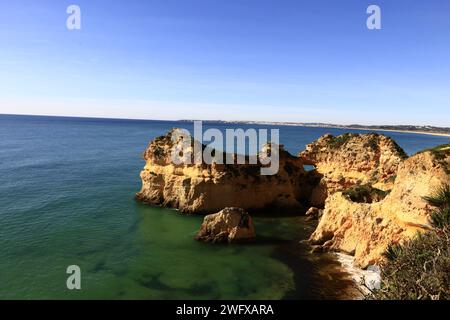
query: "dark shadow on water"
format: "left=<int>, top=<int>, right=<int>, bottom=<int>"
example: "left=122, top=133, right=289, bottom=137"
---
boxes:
left=273, top=240, right=358, bottom=300
left=249, top=236, right=292, bottom=246
left=136, top=272, right=220, bottom=299
left=134, top=198, right=309, bottom=218
left=197, top=236, right=291, bottom=247
left=135, top=200, right=357, bottom=300
left=250, top=208, right=308, bottom=218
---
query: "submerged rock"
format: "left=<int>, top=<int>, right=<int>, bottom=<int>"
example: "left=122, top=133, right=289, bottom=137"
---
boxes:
left=195, top=208, right=255, bottom=243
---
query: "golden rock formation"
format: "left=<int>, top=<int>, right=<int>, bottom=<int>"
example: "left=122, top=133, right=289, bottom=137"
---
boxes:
left=137, top=130, right=449, bottom=268
left=196, top=207, right=255, bottom=243
left=310, top=148, right=449, bottom=268
left=136, top=129, right=312, bottom=214
left=299, top=133, right=407, bottom=207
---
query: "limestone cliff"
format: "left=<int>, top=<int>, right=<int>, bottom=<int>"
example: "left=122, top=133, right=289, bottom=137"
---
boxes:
left=299, top=133, right=407, bottom=207
left=136, top=129, right=312, bottom=214
left=310, top=146, right=450, bottom=268
left=136, top=130, right=450, bottom=270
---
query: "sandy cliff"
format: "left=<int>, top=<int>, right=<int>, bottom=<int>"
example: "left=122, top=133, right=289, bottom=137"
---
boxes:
left=299, top=133, right=408, bottom=207
left=136, top=129, right=312, bottom=214
left=136, top=130, right=449, bottom=269
left=310, top=147, right=450, bottom=268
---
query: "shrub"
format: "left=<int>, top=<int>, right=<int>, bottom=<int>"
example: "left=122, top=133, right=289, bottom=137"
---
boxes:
left=423, top=184, right=450, bottom=209
left=426, top=184, right=450, bottom=229
left=342, top=184, right=389, bottom=203
left=327, top=133, right=353, bottom=149
left=363, top=133, right=381, bottom=152
left=417, top=144, right=450, bottom=174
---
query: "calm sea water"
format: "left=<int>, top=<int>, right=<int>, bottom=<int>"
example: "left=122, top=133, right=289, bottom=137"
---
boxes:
left=0, top=115, right=448, bottom=300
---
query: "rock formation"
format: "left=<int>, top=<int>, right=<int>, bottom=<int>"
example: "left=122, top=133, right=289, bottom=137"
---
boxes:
left=196, top=207, right=255, bottom=243
left=310, top=146, right=450, bottom=268
left=136, top=129, right=449, bottom=269
left=136, top=129, right=312, bottom=214
left=299, top=133, right=407, bottom=207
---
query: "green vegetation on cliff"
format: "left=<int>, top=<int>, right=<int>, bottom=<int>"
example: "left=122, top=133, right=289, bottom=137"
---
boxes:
left=342, top=184, right=390, bottom=203
left=326, top=133, right=353, bottom=149
left=417, top=144, right=450, bottom=174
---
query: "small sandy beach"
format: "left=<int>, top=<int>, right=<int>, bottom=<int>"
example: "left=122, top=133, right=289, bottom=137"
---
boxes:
left=340, top=127, right=450, bottom=138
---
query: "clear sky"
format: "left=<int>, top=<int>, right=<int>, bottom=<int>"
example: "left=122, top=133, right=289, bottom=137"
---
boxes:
left=0, top=0, right=449, bottom=126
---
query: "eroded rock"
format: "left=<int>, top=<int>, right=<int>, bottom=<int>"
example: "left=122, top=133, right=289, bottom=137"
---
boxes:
left=195, top=207, right=255, bottom=243
left=299, top=133, right=407, bottom=207
left=310, top=148, right=450, bottom=268
left=136, top=129, right=313, bottom=214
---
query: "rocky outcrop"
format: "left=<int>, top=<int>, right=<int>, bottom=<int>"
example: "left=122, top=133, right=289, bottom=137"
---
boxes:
left=136, top=129, right=312, bottom=214
left=310, top=147, right=450, bottom=268
left=196, top=207, right=255, bottom=243
left=299, top=133, right=407, bottom=207
left=136, top=130, right=449, bottom=269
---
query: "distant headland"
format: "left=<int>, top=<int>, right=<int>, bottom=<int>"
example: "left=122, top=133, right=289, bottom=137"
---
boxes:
left=179, top=120, right=450, bottom=137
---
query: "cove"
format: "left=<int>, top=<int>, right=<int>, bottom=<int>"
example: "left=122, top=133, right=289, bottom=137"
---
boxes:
left=1, top=115, right=448, bottom=299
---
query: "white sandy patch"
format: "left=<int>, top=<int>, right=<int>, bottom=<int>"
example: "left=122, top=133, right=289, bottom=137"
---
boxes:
left=335, top=253, right=381, bottom=298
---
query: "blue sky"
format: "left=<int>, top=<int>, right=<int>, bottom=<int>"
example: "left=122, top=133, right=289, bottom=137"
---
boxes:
left=0, top=0, right=449, bottom=125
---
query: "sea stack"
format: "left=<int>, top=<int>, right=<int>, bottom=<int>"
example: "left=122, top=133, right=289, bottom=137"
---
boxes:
left=136, top=129, right=313, bottom=214
left=195, top=207, right=256, bottom=243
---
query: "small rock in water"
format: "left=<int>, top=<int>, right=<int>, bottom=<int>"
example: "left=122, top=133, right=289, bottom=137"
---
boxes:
left=196, top=207, right=255, bottom=243
left=305, top=207, right=323, bottom=220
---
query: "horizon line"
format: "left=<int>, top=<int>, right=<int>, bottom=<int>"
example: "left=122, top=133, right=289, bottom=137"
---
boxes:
left=0, top=112, right=449, bottom=129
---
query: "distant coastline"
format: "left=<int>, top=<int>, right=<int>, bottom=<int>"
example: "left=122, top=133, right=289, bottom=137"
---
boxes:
left=180, top=120, right=450, bottom=138
left=2, top=114, right=449, bottom=138
left=332, top=126, right=450, bottom=138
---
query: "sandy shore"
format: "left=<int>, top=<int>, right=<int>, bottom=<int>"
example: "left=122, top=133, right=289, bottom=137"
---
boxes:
left=338, top=127, right=450, bottom=138
left=208, top=120, right=450, bottom=138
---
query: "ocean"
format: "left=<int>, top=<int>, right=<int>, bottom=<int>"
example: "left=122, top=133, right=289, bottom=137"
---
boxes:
left=0, top=114, right=448, bottom=299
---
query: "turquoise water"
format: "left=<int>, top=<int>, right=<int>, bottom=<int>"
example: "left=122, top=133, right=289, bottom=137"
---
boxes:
left=0, top=115, right=448, bottom=300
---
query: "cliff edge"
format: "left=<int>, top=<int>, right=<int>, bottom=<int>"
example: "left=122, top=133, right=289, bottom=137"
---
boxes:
left=310, top=146, right=450, bottom=268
